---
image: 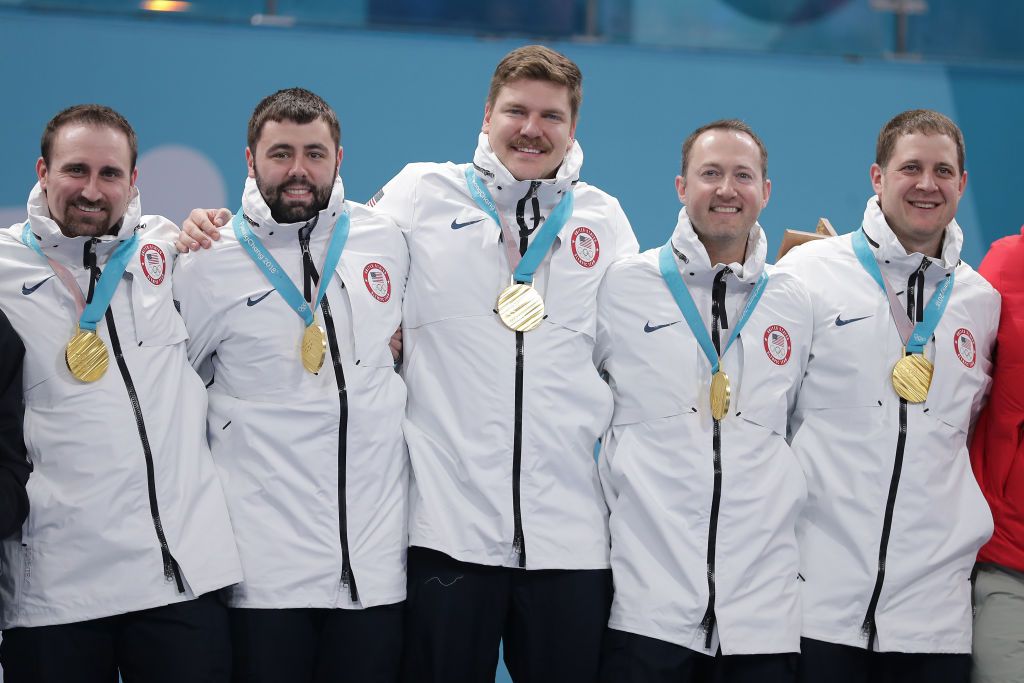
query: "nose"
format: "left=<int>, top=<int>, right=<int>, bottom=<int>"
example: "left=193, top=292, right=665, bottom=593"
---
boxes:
left=287, top=157, right=308, bottom=178
left=715, top=176, right=737, bottom=199
left=521, top=113, right=542, bottom=138
left=80, top=175, right=103, bottom=201
left=916, top=171, right=938, bottom=192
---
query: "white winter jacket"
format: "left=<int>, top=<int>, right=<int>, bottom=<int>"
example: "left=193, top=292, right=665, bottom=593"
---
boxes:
left=777, top=197, right=999, bottom=653
left=0, top=184, right=242, bottom=628
left=174, top=177, right=409, bottom=609
left=596, top=208, right=810, bottom=655
left=372, top=134, right=638, bottom=569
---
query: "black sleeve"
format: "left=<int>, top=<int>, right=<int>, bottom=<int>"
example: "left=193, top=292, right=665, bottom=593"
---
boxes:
left=0, top=309, right=28, bottom=539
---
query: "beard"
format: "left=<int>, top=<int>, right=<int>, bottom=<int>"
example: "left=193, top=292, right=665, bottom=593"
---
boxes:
left=54, top=195, right=120, bottom=237
left=255, top=169, right=335, bottom=224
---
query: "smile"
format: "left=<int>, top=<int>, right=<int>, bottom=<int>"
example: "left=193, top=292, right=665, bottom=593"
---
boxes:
left=74, top=203, right=103, bottom=213
left=909, top=201, right=938, bottom=209
left=711, top=207, right=740, bottom=213
left=513, top=146, right=544, bottom=155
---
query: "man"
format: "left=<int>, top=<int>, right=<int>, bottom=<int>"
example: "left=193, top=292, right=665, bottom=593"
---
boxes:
left=776, top=109, right=999, bottom=682
left=0, top=105, right=242, bottom=682
left=173, top=88, right=409, bottom=683
left=595, top=120, right=809, bottom=683
left=0, top=309, right=27, bottom=540
left=969, top=228, right=1024, bottom=683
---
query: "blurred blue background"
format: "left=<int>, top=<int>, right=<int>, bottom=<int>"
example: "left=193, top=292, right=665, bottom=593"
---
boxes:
left=3, top=2, right=1024, bottom=679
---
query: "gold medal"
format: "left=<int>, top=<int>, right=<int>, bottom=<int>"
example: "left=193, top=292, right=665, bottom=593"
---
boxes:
left=891, top=352, right=933, bottom=403
left=301, top=322, right=327, bottom=373
left=497, top=283, right=545, bottom=332
left=710, top=370, right=731, bottom=420
left=66, top=327, right=108, bottom=383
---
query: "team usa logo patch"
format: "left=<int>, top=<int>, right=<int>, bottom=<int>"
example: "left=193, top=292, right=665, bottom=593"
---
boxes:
left=954, top=328, right=976, bottom=368
left=363, top=262, right=392, bottom=303
left=763, top=325, right=792, bottom=365
left=139, top=244, right=166, bottom=286
left=571, top=227, right=600, bottom=268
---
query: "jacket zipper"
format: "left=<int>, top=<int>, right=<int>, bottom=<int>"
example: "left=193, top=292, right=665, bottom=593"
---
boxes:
left=511, top=181, right=541, bottom=568
left=700, top=268, right=730, bottom=648
left=87, top=239, right=183, bottom=592
left=299, top=225, right=358, bottom=602
left=861, top=258, right=929, bottom=649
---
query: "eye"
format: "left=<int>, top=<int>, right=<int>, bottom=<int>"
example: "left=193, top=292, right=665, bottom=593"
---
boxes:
left=901, top=163, right=919, bottom=173
left=701, top=169, right=719, bottom=178
left=737, top=172, right=753, bottom=181
left=66, top=165, right=86, bottom=176
left=544, top=113, right=564, bottom=122
left=937, top=166, right=954, bottom=176
left=309, top=151, right=325, bottom=159
left=101, top=169, right=121, bottom=179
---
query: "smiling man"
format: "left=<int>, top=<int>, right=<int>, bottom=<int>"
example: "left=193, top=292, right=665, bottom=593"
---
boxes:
left=173, top=88, right=409, bottom=683
left=595, top=120, right=811, bottom=683
left=777, top=109, right=999, bottom=683
left=0, top=104, right=241, bottom=682
left=372, top=44, right=638, bottom=683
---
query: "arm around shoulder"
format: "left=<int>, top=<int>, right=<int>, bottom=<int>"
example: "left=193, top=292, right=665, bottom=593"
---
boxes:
left=0, top=310, right=29, bottom=539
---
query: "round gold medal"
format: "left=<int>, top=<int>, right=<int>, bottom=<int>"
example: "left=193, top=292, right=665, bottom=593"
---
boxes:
left=66, top=328, right=109, bottom=383
left=301, top=323, right=327, bottom=373
left=710, top=370, right=731, bottom=420
left=497, top=283, right=545, bottom=333
left=891, top=353, right=933, bottom=403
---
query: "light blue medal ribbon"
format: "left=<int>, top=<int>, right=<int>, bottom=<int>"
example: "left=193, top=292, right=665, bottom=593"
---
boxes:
left=851, top=228, right=953, bottom=354
left=463, top=166, right=574, bottom=283
left=22, top=222, right=138, bottom=332
left=232, top=208, right=350, bottom=327
left=658, top=242, right=768, bottom=419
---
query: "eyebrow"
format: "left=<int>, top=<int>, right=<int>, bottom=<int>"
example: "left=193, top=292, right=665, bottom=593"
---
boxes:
left=59, top=162, right=125, bottom=175
left=265, top=142, right=331, bottom=152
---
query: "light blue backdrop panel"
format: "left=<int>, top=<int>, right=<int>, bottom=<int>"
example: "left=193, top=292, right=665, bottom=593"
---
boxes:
left=2, top=10, right=1023, bottom=682
left=3, top=9, right=1024, bottom=266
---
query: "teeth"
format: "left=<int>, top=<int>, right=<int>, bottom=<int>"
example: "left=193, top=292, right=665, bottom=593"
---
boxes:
left=515, top=147, right=542, bottom=154
left=75, top=204, right=101, bottom=213
left=712, top=207, right=739, bottom=213
left=911, top=202, right=937, bottom=209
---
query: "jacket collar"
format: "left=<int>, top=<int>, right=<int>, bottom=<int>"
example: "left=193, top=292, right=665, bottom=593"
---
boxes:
left=861, top=196, right=962, bottom=273
left=26, top=182, right=143, bottom=267
left=239, top=175, right=346, bottom=243
left=470, top=132, right=581, bottom=211
left=668, top=206, right=767, bottom=283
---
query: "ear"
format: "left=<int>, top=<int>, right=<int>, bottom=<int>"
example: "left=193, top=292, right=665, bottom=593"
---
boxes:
left=761, top=177, right=772, bottom=208
left=675, top=175, right=686, bottom=204
left=336, top=146, right=344, bottom=170
left=36, top=157, right=48, bottom=189
left=568, top=115, right=578, bottom=149
left=246, top=147, right=256, bottom=179
left=129, top=167, right=138, bottom=188
left=957, top=169, right=967, bottom=197
left=482, top=101, right=492, bottom=134
left=870, top=163, right=883, bottom=196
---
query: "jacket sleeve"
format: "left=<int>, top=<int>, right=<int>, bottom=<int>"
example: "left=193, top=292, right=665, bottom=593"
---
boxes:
left=172, top=251, right=224, bottom=377
left=0, top=309, right=28, bottom=539
left=368, top=164, right=421, bottom=235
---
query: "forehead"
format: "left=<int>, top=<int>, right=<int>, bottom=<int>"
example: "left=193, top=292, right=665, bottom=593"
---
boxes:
left=888, top=132, right=958, bottom=165
left=689, top=129, right=762, bottom=171
left=49, top=123, right=132, bottom=169
left=493, top=78, right=571, bottom=111
left=256, top=118, right=335, bottom=148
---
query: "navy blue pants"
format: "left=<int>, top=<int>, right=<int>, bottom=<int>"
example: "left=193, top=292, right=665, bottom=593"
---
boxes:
left=0, top=592, right=230, bottom=683
left=599, top=628, right=797, bottom=683
left=798, top=638, right=971, bottom=683
left=401, top=546, right=613, bottom=683
left=230, top=603, right=403, bottom=683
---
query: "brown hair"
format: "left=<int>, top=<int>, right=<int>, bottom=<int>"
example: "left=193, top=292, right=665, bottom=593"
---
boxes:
left=247, top=87, right=341, bottom=151
left=486, top=45, right=583, bottom=122
left=41, top=104, right=138, bottom=170
left=681, top=119, right=768, bottom=179
left=876, top=109, right=965, bottom=173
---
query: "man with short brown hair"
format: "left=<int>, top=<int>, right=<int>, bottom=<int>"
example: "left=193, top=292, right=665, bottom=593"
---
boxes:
left=778, top=109, right=998, bottom=683
left=0, top=104, right=241, bottom=683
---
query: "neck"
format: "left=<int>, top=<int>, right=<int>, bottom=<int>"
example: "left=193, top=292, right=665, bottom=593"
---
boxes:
left=702, top=236, right=749, bottom=268
left=894, top=232, right=943, bottom=259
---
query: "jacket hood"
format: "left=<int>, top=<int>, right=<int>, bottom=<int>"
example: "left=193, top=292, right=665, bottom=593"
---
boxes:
left=471, top=132, right=581, bottom=210
left=26, top=182, right=143, bottom=265
left=669, top=206, right=767, bottom=283
left=861, top=196, right=962, bottom=272
left=240, top=175, right=346, bottom=240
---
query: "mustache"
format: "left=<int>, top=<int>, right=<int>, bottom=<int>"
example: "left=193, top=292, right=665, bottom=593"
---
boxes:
left=509, top=136, right=552, bottom=152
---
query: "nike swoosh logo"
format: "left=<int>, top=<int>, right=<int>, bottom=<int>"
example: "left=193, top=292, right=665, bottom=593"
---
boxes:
left=451, top=218, right=485, bottom=230
left=247, top=290, right=274, bottom=307
left=835, top=315, right=871, bottom=326
left=644, top=320, right=681, bottom=333
left=21, top=275, right=55, bottom=295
